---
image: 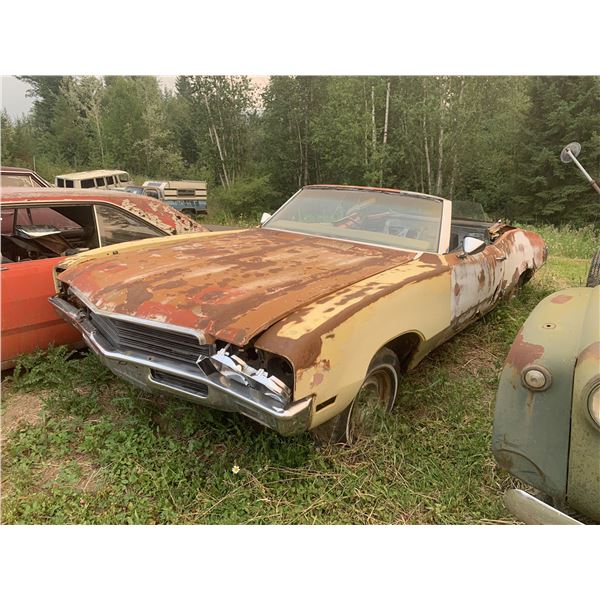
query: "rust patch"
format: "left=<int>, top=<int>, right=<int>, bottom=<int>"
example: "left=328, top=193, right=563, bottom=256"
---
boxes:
left=311, top=373, right=324, bottom=387
left=61, top=228, right=418, bottom=346
left=454, top=282, right=461, bottom=296
left=117, top=196, right=207, bottom=235
left=550, top=294, right=573, bottom=304
left=418, top=253, right=442, bottom=266
left=257, top=267, right=446, bottom=370
left=505, top=331, right=545, bottom=372
left=478, top=270, right=486, bottom=288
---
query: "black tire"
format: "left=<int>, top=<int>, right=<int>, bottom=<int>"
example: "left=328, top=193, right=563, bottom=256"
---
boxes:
left=586, top=248, right=600, bottom=287
left=518, top=269, right=533, bottom=289
left=312, top=347, right=400, bottom=445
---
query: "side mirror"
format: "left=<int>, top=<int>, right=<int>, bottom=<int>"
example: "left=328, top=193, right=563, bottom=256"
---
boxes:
left=560, top=142, right=581, bottom=163
left=260, top=212, right=272, bottom=226
left=460, top=236, right=486, bottom=257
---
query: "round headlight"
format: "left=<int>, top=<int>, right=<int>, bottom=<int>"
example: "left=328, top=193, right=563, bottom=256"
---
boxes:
left=522, top=366, right=552, bottom=391
left=588, top=386, right=600, bottom=428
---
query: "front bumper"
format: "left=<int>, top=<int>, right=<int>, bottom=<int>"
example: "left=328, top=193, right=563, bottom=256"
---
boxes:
left=503, top=489, right=582, bottom=525
left=50, top=295, right=313, bottom=436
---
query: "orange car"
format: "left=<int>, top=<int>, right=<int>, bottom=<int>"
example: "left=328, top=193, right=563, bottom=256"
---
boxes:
left=0, top=187, right=208, bottom=369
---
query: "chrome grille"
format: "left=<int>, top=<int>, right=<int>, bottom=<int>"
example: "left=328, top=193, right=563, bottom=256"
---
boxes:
left=88, top=311, right=211, bottom=366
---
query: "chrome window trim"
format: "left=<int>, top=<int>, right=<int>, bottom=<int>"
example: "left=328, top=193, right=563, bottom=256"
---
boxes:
left=93, top=204, right=103, bottom=248
left=260, top=226, right=436, bottom=256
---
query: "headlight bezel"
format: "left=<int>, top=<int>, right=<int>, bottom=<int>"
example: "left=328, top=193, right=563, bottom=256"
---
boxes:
left=587, top=384, right=600, bottom=429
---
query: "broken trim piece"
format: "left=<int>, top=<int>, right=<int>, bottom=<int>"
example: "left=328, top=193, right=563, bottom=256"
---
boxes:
left=199, top=345, right=292, bottom=405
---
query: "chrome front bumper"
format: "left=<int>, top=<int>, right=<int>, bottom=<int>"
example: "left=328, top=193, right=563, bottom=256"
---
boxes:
left=50, top=296, right=313, bottom=436
left=503, top=489, right=582, bottom=525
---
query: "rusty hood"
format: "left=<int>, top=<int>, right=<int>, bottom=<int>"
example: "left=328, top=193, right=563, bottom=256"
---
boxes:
left=59, top=228, right=417, bottom=345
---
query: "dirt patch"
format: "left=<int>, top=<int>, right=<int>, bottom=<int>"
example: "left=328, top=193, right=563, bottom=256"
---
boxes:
left=1, top=388, right=48, bottom=443
left=38, top=455, right=102, bottom=493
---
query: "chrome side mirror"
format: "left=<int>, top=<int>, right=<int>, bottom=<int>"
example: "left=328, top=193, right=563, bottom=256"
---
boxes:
left=461, top=236, right=486, bottom=257
left=260, top=212, right=272, bottom=226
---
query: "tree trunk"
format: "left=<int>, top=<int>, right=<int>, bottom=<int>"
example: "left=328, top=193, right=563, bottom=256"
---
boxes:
left=364, top=83, right=369, bottom=166
left=423, top=113, right=432, bottom=194
left=203, top=92, right=230, bottom=189
left=435, top=80, right=448, bottom=196
left=379, top=79, right=391, bottom=187
left=371, top=85, right=376, bottom=151
left=382, top=79, right=390, bottom=145
left=295, top=117, right=303, bottom=188
left=448, top=78, right=466, bottom=200
left=93, top=110, right=105, bottom=166
left=304, top=106, right=309, bottom=185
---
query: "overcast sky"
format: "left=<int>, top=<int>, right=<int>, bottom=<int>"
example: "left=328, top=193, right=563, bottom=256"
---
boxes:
left=1, top=77, right=34, bottom=118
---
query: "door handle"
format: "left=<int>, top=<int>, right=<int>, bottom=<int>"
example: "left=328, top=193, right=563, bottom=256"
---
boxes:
left=497, top=255, right=507, bottom=262
left=0, top=267, right=8, bottom=272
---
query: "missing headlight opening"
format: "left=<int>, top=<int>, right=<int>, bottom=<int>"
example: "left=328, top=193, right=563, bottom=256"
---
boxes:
left=198, top=344, right=293, bottom=403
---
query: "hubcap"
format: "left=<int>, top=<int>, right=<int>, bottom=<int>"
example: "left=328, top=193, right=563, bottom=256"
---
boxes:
left=346, top=366, right=397, bottom=443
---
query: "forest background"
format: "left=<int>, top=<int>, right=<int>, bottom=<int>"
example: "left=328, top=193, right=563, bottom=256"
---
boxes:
left=2, top=75, right=599, bottom=226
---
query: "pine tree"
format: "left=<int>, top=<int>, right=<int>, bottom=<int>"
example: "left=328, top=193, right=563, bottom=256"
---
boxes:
left=511, top=76, right=600, bottom=226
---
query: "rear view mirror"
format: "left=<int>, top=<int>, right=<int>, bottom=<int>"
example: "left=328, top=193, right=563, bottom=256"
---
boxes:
left=461, top=236, right=486, bottom=257
left=260, top=212, right=272, bottom=226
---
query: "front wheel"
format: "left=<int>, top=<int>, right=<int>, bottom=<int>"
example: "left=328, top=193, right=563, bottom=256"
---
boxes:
left=312, top=347, right=400, bottom=445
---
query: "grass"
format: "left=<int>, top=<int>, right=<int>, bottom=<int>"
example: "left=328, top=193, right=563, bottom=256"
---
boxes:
left=0, top=226, right=595, bottom=524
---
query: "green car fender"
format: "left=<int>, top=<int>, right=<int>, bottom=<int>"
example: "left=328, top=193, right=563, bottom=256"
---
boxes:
left=492, top=287, right=598, bottom=500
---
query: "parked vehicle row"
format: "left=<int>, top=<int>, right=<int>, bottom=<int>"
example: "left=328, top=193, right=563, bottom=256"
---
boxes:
left=52, top=170, right=209, bottom=216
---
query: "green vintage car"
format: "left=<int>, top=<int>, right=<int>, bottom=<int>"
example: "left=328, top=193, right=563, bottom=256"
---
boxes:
left=492, top=250, right=600, bottom=524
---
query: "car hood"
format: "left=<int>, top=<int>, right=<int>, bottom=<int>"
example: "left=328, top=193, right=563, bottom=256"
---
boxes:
left=59, top=228, right=417, bottom=345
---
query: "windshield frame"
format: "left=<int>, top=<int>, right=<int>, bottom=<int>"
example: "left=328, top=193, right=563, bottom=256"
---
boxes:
left=261, top=185, right=452, bottom=254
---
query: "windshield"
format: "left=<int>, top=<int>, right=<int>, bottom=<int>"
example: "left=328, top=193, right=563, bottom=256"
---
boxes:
left=263, top=188, right=443, bottom=252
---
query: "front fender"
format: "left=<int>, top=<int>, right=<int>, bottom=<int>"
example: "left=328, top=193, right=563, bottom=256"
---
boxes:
left=492, top=288, right=592, bottom=498
left=255, top=261, right=450, bottom=428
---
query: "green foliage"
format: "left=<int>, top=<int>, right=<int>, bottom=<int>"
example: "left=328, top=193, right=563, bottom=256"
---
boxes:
left=511, top=77, right=600, bottom=226
left=210, top=175, right=283, bottom=220
left=5, top=75, right=599, bottom=228
left=526, top=223, right=600, bottom=259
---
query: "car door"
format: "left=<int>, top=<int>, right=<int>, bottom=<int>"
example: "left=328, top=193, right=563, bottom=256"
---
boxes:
left=448, top=242, right=506, bottom=329
left=0, top=204, right=93, bottom=367
left=1, top=255, right=82, bottom=367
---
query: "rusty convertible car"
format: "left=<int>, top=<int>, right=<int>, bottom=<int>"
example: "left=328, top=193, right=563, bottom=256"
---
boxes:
left=50, top=185, right=547, bottom=442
